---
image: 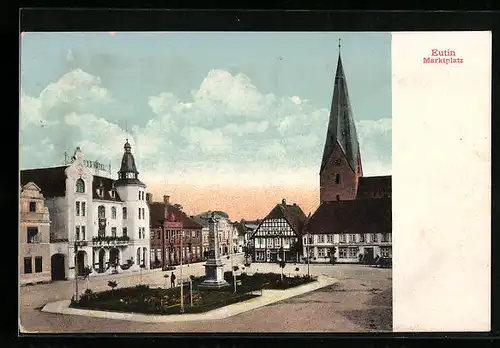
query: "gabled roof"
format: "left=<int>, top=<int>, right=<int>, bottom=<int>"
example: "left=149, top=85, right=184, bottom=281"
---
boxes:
left=93, top=176, right=122, bottom=202
left=20, top=166, right=69, bottom=198
left=255, top=202, right=308, bottom=237
left=304, top=197, right=391, bottom=234
left=320, top=52, right=362, bottom=175
left=356, top=176, right=392, bottom=199
left=148, top=201, right=203, bottom=230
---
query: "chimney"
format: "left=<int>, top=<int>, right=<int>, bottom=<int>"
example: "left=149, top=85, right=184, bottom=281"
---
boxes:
left=146, top=193, right=152, bottom=203
left=281, top=198, right=286, bottom=205
left=163, top=195, right=170, bottom=205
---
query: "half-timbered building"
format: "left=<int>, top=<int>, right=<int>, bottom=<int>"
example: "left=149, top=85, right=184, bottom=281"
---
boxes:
left=251, top=199, right=307, bottom=263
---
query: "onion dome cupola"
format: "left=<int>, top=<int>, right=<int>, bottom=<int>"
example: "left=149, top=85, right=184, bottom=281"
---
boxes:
left=115, top=139, right=146, bottom=187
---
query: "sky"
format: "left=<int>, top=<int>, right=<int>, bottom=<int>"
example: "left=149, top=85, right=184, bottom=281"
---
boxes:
left=19, top=31, right=392, bottom=220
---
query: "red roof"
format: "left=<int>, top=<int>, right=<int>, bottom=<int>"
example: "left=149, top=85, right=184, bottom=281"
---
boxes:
left=305, top=197, right=391, bottom=234
left=147, top=201, right=203, bottom=230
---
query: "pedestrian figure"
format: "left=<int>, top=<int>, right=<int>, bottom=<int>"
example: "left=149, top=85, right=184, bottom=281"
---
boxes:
left=170, top=272, right=176, bottom=288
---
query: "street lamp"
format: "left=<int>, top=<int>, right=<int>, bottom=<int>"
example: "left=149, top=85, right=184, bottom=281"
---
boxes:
left=180, top=228, right=185, bottom=313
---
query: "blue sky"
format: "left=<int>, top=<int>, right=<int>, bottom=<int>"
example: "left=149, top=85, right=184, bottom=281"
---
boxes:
left=20, top=31, right=392, bottom=188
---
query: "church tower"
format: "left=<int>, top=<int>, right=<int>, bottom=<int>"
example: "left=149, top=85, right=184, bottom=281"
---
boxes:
left=319, top=41, right=363, bottom=203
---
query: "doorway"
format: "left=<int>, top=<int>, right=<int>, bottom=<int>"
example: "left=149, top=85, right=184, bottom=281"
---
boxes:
left=364, top=247, right=374, bottom=265
left=76, top=251, right=86, bottom=276
left=98, top=249, right=105, bottom=271
left=51, top=254, right=66, bottom=281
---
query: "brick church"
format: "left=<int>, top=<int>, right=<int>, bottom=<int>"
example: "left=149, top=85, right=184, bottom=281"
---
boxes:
left=302, top=44, right=392, bottom=264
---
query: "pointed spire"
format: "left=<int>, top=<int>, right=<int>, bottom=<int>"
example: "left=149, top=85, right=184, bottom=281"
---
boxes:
left=320, top=44, right=362, bottom=175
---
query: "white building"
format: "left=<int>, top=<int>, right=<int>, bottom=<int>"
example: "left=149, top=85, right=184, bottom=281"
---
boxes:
left=302, top=198, right=392, bottom=264
left=20, top=141, right=150, bottom=280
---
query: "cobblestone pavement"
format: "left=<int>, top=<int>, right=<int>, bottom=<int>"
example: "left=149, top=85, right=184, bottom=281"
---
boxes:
left=20, top=257, right=392, bottom=333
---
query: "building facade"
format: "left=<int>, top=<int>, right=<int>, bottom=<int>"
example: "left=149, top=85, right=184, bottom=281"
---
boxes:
left=148, top=195, right=203, bottom=267
left=251, top=199, right=307, bottom=263
left=20, top=182, right=51, bottom=285
left=193, top=211, right=234, bottom=256
left=303, top=197, right=392, bottom=263
left=20, top=142, right=151, bottom=280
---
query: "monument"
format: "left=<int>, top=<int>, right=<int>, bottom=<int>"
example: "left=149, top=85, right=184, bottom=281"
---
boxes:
left=199, top=212, right=230, bottom=289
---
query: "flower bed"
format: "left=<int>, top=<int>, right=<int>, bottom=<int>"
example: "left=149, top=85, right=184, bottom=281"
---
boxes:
left=70, top=282, right=260, bottom=315
left=224, top=271, right=317, bottom=290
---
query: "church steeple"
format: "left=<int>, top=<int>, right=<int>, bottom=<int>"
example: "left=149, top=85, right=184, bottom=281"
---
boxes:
left=115, top=139, right=145, bottom=187
left=320, top=44, right=362, bottom=176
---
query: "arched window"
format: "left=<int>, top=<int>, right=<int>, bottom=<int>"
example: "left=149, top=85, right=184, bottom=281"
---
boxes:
left=98, top=205, right=105, bottom=219
left=137, top=248, right=141, bottom=266
left=111, top=206, right=117, bottom=219
left=76, top=179, right=85, bottom=193
left=335, top=174, right=340, bottom=184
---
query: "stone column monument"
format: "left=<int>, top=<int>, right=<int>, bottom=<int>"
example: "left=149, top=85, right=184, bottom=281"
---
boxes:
left=199, top=212, right=230, bottom=289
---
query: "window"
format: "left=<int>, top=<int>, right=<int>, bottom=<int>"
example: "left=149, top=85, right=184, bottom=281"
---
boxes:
left=370, top=233, right=375, bottom=243
left=318, top=235, right=325, bottom=243
left=123, top=227, right=128, bottom=237
left=340, top=234, right=346, bottom=243
left=123, top=207, right=127, bottom=220
left=359, top=234, right=365, bottom=243
left=142, top=208, right=145, bottom=220
left=82, top=202, right=86, bottom=217
left=111, top=206, right=117, bottom=219
left=29, top=201, right=36, bottom=212
left=98, top=205, right=105, bottom=219
left=27, top=227, right=38, bottom=243
left=24, top=257, right=32, bottom=274
left=383, top=233, right=391, bottom=242
left=335, top=174, right=340, bottom=184
left=138, top=191, right=141, bottom=200
left=111, top=227, right=117, bottom=237
left=35, top=256, right=42, bottom=273
left=138, top=208, right=141, bottom=219
left=82, top=226, right=86, bottom=240
left=339, top=248, right=348, bottom=259
left=76, top=178, right=85, bottom=193
left=76, top=202, right=80, bottom=216
left=318, top=248, right=325, bottom=257
left=350, top=234, right=356, bottom=243
left=348, top=247, right=358, bottom=258
left=326, top=248, right=331, bottom=256
left=157, top=231, right=161, bottom=239
left=327, top=234, right=334, bottom=243
left=111, top=190, right=115, bottom=199
left=76, top=226, right=80, bottom=240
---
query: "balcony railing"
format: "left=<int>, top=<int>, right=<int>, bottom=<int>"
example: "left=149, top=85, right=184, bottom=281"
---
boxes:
left=91, top=235, right=130, bottom=247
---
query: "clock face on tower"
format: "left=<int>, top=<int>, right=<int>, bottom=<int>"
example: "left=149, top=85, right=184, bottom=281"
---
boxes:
left=334, top=159, right=341, bottom=165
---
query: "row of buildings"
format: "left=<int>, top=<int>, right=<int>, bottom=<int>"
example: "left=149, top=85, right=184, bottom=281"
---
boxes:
left=244, top=49, right=392, bottom=264
left=19, top=142, right=243, bottom=285
left=19, top=46, right=392, bottom=285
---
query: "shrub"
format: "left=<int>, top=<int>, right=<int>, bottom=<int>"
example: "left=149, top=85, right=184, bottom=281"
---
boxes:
left=244, top=263, right=251, bottom=267
left=233, top=266, right=239, bottom=272
left=223, top=271, right=233, bottom=283
left=108, top=281, right=118, bottom=290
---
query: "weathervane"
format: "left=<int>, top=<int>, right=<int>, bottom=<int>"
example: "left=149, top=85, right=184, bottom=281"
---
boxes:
left=125, top=120, right=128, bottom=142
left=338, top=38, right=341, bottom=51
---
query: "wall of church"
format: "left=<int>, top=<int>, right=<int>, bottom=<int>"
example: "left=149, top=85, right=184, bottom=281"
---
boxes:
left=320, top=145, right=358, bottom=203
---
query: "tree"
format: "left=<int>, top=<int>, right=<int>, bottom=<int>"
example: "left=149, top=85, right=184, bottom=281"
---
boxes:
left=108, top=280, right=118, bottom=292
left=83, top=266, right=93, bottom=290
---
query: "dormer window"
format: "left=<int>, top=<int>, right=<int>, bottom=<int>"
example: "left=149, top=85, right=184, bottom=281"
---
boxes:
left=110, top=190, right=115, bottom=199
left=76, top=179, right=85, bottom=193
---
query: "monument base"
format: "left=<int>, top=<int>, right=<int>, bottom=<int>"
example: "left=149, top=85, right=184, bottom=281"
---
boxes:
left=198, top=261, right=230, bottom=290
left=198, top=279, right=231, bottom=290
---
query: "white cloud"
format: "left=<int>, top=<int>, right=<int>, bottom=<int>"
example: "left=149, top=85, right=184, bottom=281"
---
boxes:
left=181, top=127, right=232, bottom=154
left=20, top=67, right=392, bottom=186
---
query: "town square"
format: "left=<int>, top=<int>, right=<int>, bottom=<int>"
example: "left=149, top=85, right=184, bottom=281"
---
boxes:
left=20, top=31, right=392, bottom=333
